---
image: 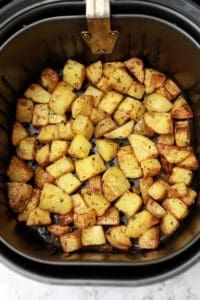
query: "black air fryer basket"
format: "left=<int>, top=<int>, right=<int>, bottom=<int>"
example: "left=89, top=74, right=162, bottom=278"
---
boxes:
left=0, top=0, right=200, bottom=285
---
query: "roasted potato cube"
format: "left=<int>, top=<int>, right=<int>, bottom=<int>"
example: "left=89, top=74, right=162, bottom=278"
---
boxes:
left=82, top=225, right=105, bottom=246
left=63, top=59, right=85, bottom=90
left=88, top=175, right=102, bottom=194
left=127, top=81, right=145, bottom=99
left=16, top=98, right=33, bottom=123
left=139, top=177, right=154, bottom=204
left=32, top=104, right=49, bottom=126
left=35, top=166, right=54, bottom=189
left=148, top=179, right=168, bottom=200
left=96, top=76, right=111, bottom=92
left=134, top=118, right=154, bottom=137
left=167, top=182, right=188, bottom=198
left=72, top=95, right=93, bottom=118
left=97, top=207, right=119, bottom=225
left=48, top=110, right=67, bottom=124
left=115, top=191, right=142, bottom=217
left=84, top=85, right=104, bottom=107
left=177, top=152, right=199, bottom=170
left=39, top=183, right=72, bottom=215
left=129, top=99, right=145, bottom=122
left=113, top=97, right=136, bottom=126
left=98, top=91, right=123, bottom=114
left=102, top=167, right=130, bottom=202
left=7, top=156, right=33, bottom=182
left=160, top=212, right=180, bottom=236
left=175, top=121, right=190, bottom=147
left=75, top=154, right=106, bottom=181
left=117, top=145, right=142, bottom=179
left=157, top=144, right=191, bottom=164
left=96, top=139, right=117, bottom=162
left=163, top=197, right=189, bottom=220
left=57, top=122, right=74, bottom=140
left=48, top=224, right=70, bottom=237
left=12, top=122, right=28, bottom=146
left=90, top=108, right=108, bottom=125
left=56, top=173, right=81, bottom=194
left=156, top=79, right=181, bottom=101
left=49, top=81, right=76, bottom=115
left=17, top=137, right=36, bottom=160
left=171, top=96, right=193, bottom=119
left=138, top=226, right=160, bottom=249
left=124, top=57, right=144, bottom=83
left=104, top=120, right=134, bottom=139
left=49, top=140, right=68, bottom=162
left=106, top=225, right=132, bottom=250
left=74, top=208, right=96, bottom=228
left=36, top=144, right=50, bottom=166
left=54, top=212, right=74, bottom=225
left=109, top=68, right=133, bottom=94
left=125, top=210, right=158, bottom=238
left=37, top=125, right=59, bottom=143
left=24, top=83, right=51, bottom=103
left=146, top=199, right=166, bottom=218
left=60, top=231, right=82, bottom=252
left=182, top=188, right=197, bottom=206
left=129, top=134, right=158, bottom=162
left=71, top=193, right=87, bottom=212
left=41, top=67, right=59, bottom=93
left=46, top=156, right=74, bottom=178
left=157, top=134, right=174, bottom=145
left=144, top=112, right=173, bottom=134
left=26, top=207, right=51, bottom=226
left=68, top=134, right=91, bottom=159
left=169, top=167, right=193, bottom=185
left=72, top=115, right=94, bottom=140
left=141, top=159, right=161, bottom=177
left=160, top=156, right=173, bottom=174
left=82, top=190, right=110, bottom=216
left=103, top=62, right=124, bottom=79
left=18, top=189, right=40, bottom=222
left=86, top=60, right=102, bottom=84
left=144, top=68, right=166, bottom=94
left=144, top=93, right=173, bottom=112
left=94, top=117, right=117, bottom=138
left=8, top=182, right=32, bottom=213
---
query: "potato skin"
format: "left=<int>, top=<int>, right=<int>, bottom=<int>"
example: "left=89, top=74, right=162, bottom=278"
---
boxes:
left=8, top=182, right=32, bottom=213
left=7, top=156, right=33, bottom=183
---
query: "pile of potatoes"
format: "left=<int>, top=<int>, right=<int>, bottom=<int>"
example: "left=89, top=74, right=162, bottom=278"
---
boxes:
left=7, top=57, right=199, bottom=253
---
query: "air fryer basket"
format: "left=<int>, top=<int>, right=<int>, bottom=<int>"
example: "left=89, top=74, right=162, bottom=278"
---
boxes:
left=0, top=0, right=200, bottom=285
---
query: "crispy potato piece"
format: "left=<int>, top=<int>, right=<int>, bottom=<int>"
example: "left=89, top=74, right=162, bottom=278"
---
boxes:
left=71, top=193, right=87, bottom=213
left=129, top=134, right=158, bottom=162
left=18, top=189, right=40, bottom=222
left=96, top=139, right=117, bottom=162
left=60, top=231, right=82, bottom=252
left=97, top=207, right=119, bottom=225
left=63, top=59, right=85, bottom=90
left=134, top=118, right=154, bottom=137
left=35, top=166, right=54, bottom=189
left=139, top=177, right=154, bottom=204
left=46, top=156, right=74, bottom=178
left=160, top=156, right=173, bottom=174
left=144, top=93, right=173, bottom=112
left=96, top=76, right=111, bottom=92
left=39, top=183, right=72, bottom=215
left=115, top=191, right=142, bottom=217
left=127, top=81, right=145, bottom=99
left=181, top=188, right=197, bottom=206
left=68, top=134, right=91, bottom=159
left=171, top=96, right=193, bottom=119
left=156, top=79, right=181, bottom=101
left=49, top=81, right=76, bottom=115
left=99, top=91, right=124, bottom=114
left=106, top=225, right=132, bottom=250
left=27, top=207, right=51, bottom=226
left=167, top=182, right=188, bottom=198
left=163, top=198, right=189, bottom=220
left=146, top=199, right=166, bottom=218
left=48, top=110, right=67, bottom=124
left=72, top=95, right=93, bottom=119
left=37, top=125, right=59, bottom=143
left=12, top=122, right=28, bottom=146
left=169, top=167, right=193, bottom=185
left=57, top=122, right=74, bottom=141
left=161, top=212, right=180, bottom=236
left=129, top=99, right=145, bottom=122
left=82, top=189, right=110, bottom=216
left=84, top=85, right=104, bottom=107
left=141, top=159, right=161, bottom=177
left=157, top=144, right=191, bottom=164
left=32, top=104, right=49, bottom=127
left=16, top=98, right=33, bottom=123
left=138, top=226, right=160, bottom=249
left=102, top=167, right=130, bottom=202
left=36, top=144, right=50, bottom=166
left=124, top=57, right=144, bottom=83
left=114, top=97, right=136, bottom=126
left=125, top=210, right=158, bottom=238
left=74, top=208, right=96, bottom=228
left=56, top=173, right=81, bottom=194
left=24, top=83, right=51, bottom=103
left=177, top=152, right=199, bottom=170
left=94, top=117, right=117, bottom=138
left=86, top=60, right=102, bottom=84
left=17, top=137, right=36, bottom=160
left=90, top=108, right=108, bottom=125
left=82, top=225, right=105, bottom=246
left=104, top=120, right=134, bottom=139
left=48, top=224, right=70, bottom=237
left=88, top=175, right=102, bottom=194
left=144, top=112, right=173, bottom=134
left=72, top=115, right=94, bottom=140
left=55, top=212, right=74, bottom=225
left=75, top=154, right=106, bottom=181
left=144, top=68, right=166, bottom=94
left=7, top=156, right=33, bottom=182
left=103, top=62, right=124, bottom=79
left=175, top=121, right=190, bottom=147
left=148, top=179, right=168, bottom=200
left=157, top=134, right=174, bottom=145
left=117, top=145, right=142, bottom=179
left=49, top=140, right=68, bottom=162
left=109, top=68, right=133, bottom=94
left=41, top=68, right=59, bottom=93
left=7, top=182, right=32, bottom=213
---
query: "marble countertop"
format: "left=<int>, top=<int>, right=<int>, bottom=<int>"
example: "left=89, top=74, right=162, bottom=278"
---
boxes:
left=0, top=261, right=200, bottom=300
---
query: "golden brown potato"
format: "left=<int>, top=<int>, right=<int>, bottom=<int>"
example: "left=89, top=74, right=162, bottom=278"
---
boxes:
left=17, top=137, right=36, bottom=160
left=24, top=83, right=51, bottom=103
left=68, top=134, right=92, bottom=159
left=103, top=62, right=124, bottom=79
left=129, top=134, right=158, bottom=162
left=114, top=97, right=136, bottom=126
left=141, top=158, right=161, bottom=177
left=96, top=76, right=111, bottom=92
left=37, top=125, right=59, bottom=143
left=46, top=156, right=74, bottom=178
left=102, top=167, right=130, bottom=202
left=146, top=199, right=166, bottom=218
left=32, top=104, right=49, bottom=126
left=63, top=59, right=85, bottom=90
left=26, top=207, right=51, bottom=226
left=109, top=68, right=133, bottom=94
left=18, top=189, right=40, bottom=222
left=56, top=173, right=81, bottom=194
left=160, top=212, right=179, bottom=236
left=94, top=117, right=117, bottom=138
left=148, top=179, right=168, bottom=201
left=72, top=95, right=93, bottom=119
left=175, top=121, right=190, bottom=147
left=171, top=96, right=193, bottom=119
left=177, top=152, right=199, bottom=170
left=82, top=225, right=105, bottom=246
left=71, top=193, right=87, bottom=213
left=138, top=226, right=160, bottom=249
left=49, top=140, right=68, bottom=162
left=48, top=110, right=67, bottom=124
left=181, top=188, right=197, bottom=206
left=139, top=177, right=154, bottom=204
left=84, top=85, right=104, bottom=107
left=127, top=81, right=145, bottom=99
left=90, top=108, right=108, bottom=125
left=144, top=112, right=173, bottom=134
left=56, top=212, right=74, bottom=225
left=74, top=208, right=96, bottom=228
left=12, top=122, right=28, bottom=146
left=156, top=79, right=181, bottom=101
left=157, top=144, right=191, bottom=164
left=144, top=93, right=173, bottom=112
left=86, top=60, right=102, bottom=84
left=47, top=224, right=70, bottom=237
left=169, top=167, right=193, bottom=185
left=124, top=57, right=144, bottom=83
left=160, top=156, right=173, bottom=174
left=41, top=67, right=59, bottom=93
left=144, top=68, right=166, bottom=94
left=97, top=207, right=119, bottom=225
left=134, top=118, right=154, bottom=137
left=88, top=175, right=102, bottom=194
left=36, top=144, right=50, bottom=166
left=106, top=225, right=132, bottom=250
left=60, top=230, right=82, bottom=252
left=96, top=139, right=117, bottom=162
left=72, top=115, right=94, bottom=140
left=8, top=182, right=32, bottom=213
left=16, top=98, right=33, bottom=123
left=57, top=122, right=74, bottom=141
left=157, top=134, right=174, bottom=145
left=7, top=156, right=33, bottom=183
left=82, top=189, right=110, bottom=216
left=35, top=166, right=54, bottom=188
left=163, top=198, right=189, bottom=220
left=129, top=99, right=145, bottom=122
left=99, top=91, right=124, bottom=114
left=167, top=182, right=188, bottom=198
left=104, top=120, right=134, bottom=139
left=115, top=191, right=142, bottom=217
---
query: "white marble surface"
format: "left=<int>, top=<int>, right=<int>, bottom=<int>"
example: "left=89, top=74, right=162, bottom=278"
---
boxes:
left=0, top=261, right=200, bottom=300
